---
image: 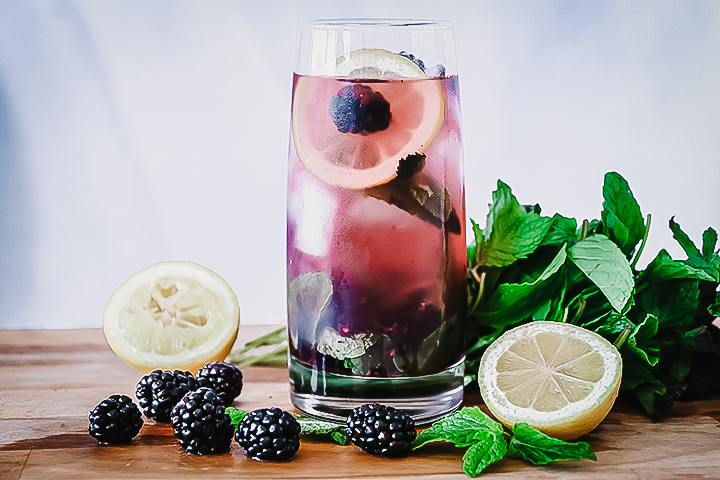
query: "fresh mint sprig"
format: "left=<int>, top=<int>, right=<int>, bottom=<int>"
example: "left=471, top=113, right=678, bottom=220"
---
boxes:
left=466, top=172, right=720, bottom=420
left=412, top=407, right=595, bottom=477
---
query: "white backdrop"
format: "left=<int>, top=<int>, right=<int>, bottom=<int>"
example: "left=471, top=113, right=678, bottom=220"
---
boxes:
left=1, top=1, right=718, bottom=329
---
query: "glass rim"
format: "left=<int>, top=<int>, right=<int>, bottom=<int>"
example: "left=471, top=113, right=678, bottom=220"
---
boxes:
left=299, top=18, right=454, bottom=29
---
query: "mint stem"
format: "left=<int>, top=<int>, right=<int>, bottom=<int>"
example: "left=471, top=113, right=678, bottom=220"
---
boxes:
left=613, top=324, right=633, bottom=350
left=630, top=213, right=652, bottom=270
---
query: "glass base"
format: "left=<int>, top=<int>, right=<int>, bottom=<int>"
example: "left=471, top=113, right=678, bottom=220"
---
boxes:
left=289, top=357, right=464, bottom=425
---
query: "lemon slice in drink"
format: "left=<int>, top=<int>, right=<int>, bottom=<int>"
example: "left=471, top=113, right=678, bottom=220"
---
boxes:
left=103, top=261, right=240, bottom=374
left=292, top=48, right=446, bottom=191
left=478, top=321, right=622, bottom=441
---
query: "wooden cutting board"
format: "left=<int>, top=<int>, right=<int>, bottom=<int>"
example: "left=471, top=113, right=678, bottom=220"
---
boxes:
left=1, top=326, right=719, bottom=479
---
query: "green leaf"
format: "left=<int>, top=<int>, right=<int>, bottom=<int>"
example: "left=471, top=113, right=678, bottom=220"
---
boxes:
left=569, top=234, right=634, bottom=313
left=709, top=291, right=720, bottom=317
left=669, top=217, right=703, bottom=259
left=477, top=246, right=567, bottom=328
left=624, top=314, right=660, bottom=366
left=633, top=378, right=667, bottom=418
left=620, top=359, right=660, bottom=391
left=701, top=227, right=718, bottom=260
left=584, top=311, right=633, bottom=344
left=601, top=172, right=646, bottom=257
left=296, top=416, right=343, bottom=436
left=413, top=406, right=504, bottom=449
left=541, top=214, right=578, bottom=246
left=462, top=432, right=507, bottom=477
left=330, top=430, right=350, bottom=445
left=225, top=407, right=247, bottom=429
left=507, top=423, right=596, bottom=465
left=469, top=218, right=485, bottom=265
left=639, top=249, right=717, bottom=283
left=636, top=279, right=699, bottom=332
left=476, top=180, right=554, bottom=267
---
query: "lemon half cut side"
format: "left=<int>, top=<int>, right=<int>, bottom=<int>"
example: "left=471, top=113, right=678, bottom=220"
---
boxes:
left=478, top=321, right=622, bottom=441
left=103, top=261, right=240, bottom=374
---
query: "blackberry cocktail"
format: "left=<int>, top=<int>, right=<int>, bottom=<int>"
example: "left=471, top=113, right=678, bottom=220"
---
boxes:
left=287, top=20, right=466, bottom=423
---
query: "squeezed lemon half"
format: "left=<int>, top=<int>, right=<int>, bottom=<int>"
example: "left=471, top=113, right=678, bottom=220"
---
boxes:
left=103, top=261, right=240, bottom=374
left=478, top=321, right=622, bottom=441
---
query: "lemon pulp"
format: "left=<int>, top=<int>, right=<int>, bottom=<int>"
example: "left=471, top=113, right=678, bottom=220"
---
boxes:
left=103, top=261, right=240, bottom=374
left=478, top=321, right=622, bottom=441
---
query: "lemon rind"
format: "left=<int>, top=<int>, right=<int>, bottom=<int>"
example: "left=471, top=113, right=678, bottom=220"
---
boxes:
left=103, top=261, right=240, bottom=373
left=478, top=321, right=622, bottom=429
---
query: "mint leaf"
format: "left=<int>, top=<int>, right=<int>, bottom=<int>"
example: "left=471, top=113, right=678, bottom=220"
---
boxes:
left=569, top=234, right=634, bottom=313
left=637, top=279, right=699, bottom=332
left=330, top=430, right=349, bottom=445
left=507, top=423, right=596, bottom=464
left=478, top=246, right=567, bottom=328
left=701, top=227, right=718, bottom=260
left=601, top=172, right=646, bottom=257
left=541, top=213, right=578, bottom=246
left=669, top=218, right=720, bottom=281
left=709, top=291, right=720, bottom=317
left=639, top=249, right=717, bottom=283
left=295, top=415, right=348, bottom=444
left=225, top=407, right=247, bottom=429
left=413, top=406, right=503, bottom=449
left=670, top=217, right=703, bottom=259
left=413, top=407, right=506, bottom=477
left=462, top=432, right=507, bottom=477
left=469, top=218, right=485, bottom=264
left=624, top=314, right=660, bottom=366
left=476, top=180, right=554, bottom=267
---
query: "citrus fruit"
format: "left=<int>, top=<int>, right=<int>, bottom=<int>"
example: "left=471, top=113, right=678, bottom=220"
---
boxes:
left=292, top=48, right=446, bottom=191
left=478, top=321, right=622, bottom=441
left=103, top=261, right=240, bottom=374
left=334, top=48, right=427, bottom=78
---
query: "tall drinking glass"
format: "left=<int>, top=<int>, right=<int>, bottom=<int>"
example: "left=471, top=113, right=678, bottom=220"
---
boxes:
left=287, top=19, right=466, bottom=423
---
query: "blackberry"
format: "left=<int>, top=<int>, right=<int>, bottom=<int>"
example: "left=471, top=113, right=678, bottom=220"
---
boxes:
left=170, top=387, right=234, bottom=455
left=398, top=50, right=426, bottom=71
left=235, top=407, right=301, bottom=461
left=135, top=369, right=198, bottom=422
left=329, top=84, right=391, bottom=134
left=196, top=361, right=243, bottom=406
left=345, top=403, right=417, bottom=457
left=88, top=394, right=143, bottom=444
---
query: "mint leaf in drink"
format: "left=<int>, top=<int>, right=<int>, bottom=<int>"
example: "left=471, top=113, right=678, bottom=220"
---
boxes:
left=601, top=171, right=646, bottom=258
left=507, top=423, right=596, bottom=464
left=474, top=180, right=553, bottom=268
left=569, top=234, right=634, bottom=313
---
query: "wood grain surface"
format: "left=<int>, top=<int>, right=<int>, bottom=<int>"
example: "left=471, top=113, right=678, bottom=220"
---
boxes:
left=1, top=326, right=720, bottom=479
